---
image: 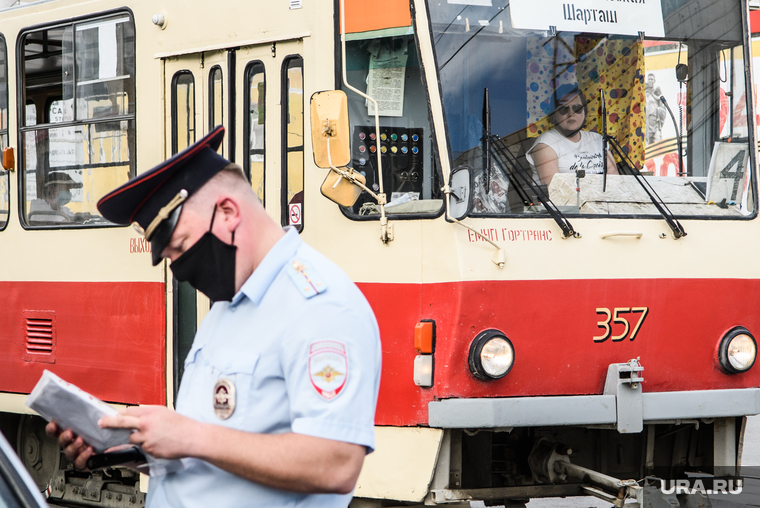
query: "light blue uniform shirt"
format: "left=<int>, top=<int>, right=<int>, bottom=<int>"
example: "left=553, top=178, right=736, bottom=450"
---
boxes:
left=146, top=228, right=381, bottom=508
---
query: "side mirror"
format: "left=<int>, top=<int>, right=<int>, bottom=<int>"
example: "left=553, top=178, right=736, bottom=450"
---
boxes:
left=310, top=90, right=351, bottom=168
left=447, top=165, right=473, bottom=221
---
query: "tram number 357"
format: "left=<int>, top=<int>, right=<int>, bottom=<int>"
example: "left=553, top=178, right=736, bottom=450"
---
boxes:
left=594, top=307, right=649, bottom=342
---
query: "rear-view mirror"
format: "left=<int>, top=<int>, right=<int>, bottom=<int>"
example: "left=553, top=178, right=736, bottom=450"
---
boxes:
left=310, top=90, right=351, bottom=169
left=448, top=165, right=473, bottom=221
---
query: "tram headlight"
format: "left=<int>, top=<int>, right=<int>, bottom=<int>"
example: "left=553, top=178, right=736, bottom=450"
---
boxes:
left=718, top=327, right=757, bottom=374
left=468, top=330, right=514, bottom=380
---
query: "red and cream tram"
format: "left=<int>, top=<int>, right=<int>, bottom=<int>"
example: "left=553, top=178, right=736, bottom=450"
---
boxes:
left=0, top=0, right=758, bottom=505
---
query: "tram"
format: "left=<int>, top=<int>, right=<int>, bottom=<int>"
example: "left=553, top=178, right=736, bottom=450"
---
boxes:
left=0, top=0, right=758, bottom=506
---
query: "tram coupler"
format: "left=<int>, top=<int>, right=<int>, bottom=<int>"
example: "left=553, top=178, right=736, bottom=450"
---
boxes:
left=527, top=438, right=642, bottom=507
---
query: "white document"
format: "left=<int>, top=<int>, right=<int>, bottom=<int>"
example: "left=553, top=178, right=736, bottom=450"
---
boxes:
left=25, top=370, right=133, bottom=453
left=366, top=45, right=409, bottom=117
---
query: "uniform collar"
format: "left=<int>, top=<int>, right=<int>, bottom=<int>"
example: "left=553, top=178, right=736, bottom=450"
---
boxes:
left=232, top=227, right=301, bottom=307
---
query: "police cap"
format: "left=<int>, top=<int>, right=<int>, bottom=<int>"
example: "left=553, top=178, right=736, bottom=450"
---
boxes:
left=97, top=125, right=229, bottom=266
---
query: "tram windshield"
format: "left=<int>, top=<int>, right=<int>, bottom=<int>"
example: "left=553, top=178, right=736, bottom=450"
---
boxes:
left=428, top=0, right=756, bottom=218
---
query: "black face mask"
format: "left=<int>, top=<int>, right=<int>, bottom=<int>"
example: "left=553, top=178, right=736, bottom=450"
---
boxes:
left=170, top=206, right=237, bottom=302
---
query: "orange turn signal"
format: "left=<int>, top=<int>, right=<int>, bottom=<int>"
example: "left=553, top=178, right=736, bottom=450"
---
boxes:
left=2, top=147, right=14, bottom=171
left=414, top=320, right=435, bottom=354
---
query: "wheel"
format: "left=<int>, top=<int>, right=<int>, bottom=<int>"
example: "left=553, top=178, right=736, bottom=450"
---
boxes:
left=16, top=415, right=60, bottom=494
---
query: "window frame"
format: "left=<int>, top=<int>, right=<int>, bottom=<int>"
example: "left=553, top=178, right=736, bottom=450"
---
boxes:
left=280, top=55, right=304, bottom=231
left=0, top=33, right=9, bottom=232
left=208, top=64, right=223, bottom=136
left=243, top=60, right=266, bottom=205
left=16, top=8, right=137, bottom=230
left=171, top=70, right=196, bottom=155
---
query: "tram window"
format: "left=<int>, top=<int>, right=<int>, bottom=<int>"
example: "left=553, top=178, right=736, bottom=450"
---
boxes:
left=0, top=35, right=8, bottom=231
left=172, top=72, right=196, bottom=153
left=428, top=0, right=755, bottom=218
left=340, top=30, right=443, bottom=218
left=244, top=62, right=265, bottom=203
left=19, top=14, right=135, bottom=228
left=282, top=57, right=303, bottom=231
left=208, top=66, right=224, bottom=157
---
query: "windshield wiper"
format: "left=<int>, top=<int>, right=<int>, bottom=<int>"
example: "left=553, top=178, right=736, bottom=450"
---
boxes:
left=480, top=88, right=575, bottom=237
left=604, top=135, right=687, bottom=239
left=489, top=136, right=578, bottom=238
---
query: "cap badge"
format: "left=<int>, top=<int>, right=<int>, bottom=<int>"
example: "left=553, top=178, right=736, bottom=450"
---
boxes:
left=308, top=340, right=348, bottom=400
left=213, top=378, right=236, bottom=419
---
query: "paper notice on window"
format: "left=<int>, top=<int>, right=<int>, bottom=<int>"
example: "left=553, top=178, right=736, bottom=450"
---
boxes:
left=366, top=46, right=408, bottom=118
left=25, top=370, right=133, bottom=453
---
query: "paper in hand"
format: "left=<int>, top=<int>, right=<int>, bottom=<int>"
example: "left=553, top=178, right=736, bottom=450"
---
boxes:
left=25, top=370, right=133, bottom=453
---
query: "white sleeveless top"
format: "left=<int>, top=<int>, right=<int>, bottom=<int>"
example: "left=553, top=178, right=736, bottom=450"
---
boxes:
left=526, top=129, right=605, bottom=174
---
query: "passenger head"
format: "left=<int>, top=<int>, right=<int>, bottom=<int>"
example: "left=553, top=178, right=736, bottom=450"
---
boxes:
left=550, top=87, right=587, bottom=138
left=44, top=171, right=82, bottom=207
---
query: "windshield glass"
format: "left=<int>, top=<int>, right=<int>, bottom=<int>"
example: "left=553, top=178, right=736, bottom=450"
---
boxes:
left=428, top=0, right=755, bottom=218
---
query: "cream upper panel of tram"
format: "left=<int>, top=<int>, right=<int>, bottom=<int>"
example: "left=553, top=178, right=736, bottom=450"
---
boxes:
left=0, top=225, right=162, bottom=282
left=304, top=205, right=760, bottom=285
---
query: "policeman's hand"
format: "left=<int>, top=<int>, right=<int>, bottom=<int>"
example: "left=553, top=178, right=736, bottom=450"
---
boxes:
left=99, top=405, right=199, bottom=460
left=45, top=421, right=95, bottom=470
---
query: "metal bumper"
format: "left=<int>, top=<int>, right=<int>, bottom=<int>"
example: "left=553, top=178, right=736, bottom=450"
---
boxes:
left=427, top=387, right=760, bottom=429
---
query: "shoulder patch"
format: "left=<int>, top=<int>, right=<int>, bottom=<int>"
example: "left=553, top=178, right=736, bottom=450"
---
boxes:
left=309, top=340, right=348, bottom=400
left=286, top=258, right=328, bottom=299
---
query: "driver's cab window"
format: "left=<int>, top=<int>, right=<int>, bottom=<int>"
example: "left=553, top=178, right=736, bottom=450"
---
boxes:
left=341, top=28, right=443, bottom=217
left=429, top=0, right=754, bottom=219
left=20, top=14, right=136, bottom=227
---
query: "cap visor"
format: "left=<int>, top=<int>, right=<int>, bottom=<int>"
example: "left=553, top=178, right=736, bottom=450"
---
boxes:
left=149, top=205, right=183, bottom=266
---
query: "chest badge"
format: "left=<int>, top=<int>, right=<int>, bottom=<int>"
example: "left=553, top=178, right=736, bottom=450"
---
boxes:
left=213, top=378, right=236, bottom=419
left=309, top=340, right=348, bottom=400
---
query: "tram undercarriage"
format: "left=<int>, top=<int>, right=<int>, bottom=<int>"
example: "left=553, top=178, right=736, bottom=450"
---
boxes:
left=351, top=418, right=744, bottom=508
left=0, top=410, right=742, bottom=508
left=0, top=413, right=145, bottom=508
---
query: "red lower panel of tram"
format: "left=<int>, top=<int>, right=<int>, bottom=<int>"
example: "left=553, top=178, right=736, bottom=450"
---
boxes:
left=360, top=278, right=760, bottom=426
left=0, top=281, right=166, bottom=406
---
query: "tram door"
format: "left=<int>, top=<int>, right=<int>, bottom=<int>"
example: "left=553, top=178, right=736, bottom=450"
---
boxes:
left=162, top=40, right=304, bottom=400
left=164, top=51, right=232, bottom=401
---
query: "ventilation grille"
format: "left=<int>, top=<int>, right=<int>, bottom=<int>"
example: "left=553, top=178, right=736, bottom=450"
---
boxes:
left=23, top=311, right=56, bottom=363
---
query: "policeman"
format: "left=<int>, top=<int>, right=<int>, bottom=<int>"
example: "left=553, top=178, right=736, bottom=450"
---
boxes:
left=47, top=126, right=382, bottom=507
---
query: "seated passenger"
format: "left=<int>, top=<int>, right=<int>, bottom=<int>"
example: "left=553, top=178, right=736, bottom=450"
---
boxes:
left=526, top=86, right=617, bottom=185
left=29, top=172, right=90, bottom=223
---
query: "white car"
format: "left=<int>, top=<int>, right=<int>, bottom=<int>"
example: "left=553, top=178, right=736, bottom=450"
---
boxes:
left=0, top=431, right=48, bottom=508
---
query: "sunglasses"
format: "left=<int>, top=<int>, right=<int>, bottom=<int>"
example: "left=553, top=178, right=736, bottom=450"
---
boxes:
left=556, top=104, right=584, bottom=116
